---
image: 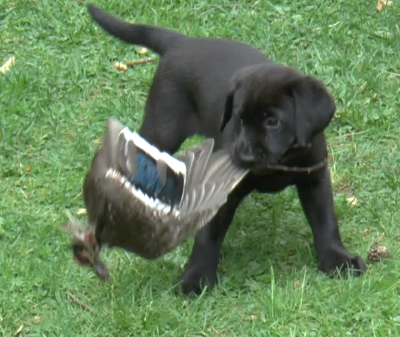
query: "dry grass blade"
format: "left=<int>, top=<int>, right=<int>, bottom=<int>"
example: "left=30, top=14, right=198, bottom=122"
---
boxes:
left=0, top=56, right=15, bottom=74
left=67, top=292, right=93, bottom=312
left=212, top=327, right=229, bottom=335
left=14, top=324, right=24, bottom=336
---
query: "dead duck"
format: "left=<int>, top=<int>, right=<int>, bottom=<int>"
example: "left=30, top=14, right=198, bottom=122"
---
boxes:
left=62, top=118, right=249, bottom=281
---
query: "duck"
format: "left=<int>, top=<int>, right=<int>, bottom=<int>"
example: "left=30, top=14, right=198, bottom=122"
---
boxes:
left=62, top=118, right=249, bottom=281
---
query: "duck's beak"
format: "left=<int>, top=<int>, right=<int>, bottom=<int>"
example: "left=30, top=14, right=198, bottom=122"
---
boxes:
left=93, top=259, right=110, bottom=282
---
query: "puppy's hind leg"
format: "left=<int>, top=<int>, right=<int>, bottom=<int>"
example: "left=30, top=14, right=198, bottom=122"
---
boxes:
left=138, top=77, right=201, bottom=154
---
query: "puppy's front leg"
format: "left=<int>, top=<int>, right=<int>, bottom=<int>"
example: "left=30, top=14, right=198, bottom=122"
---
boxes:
left=296, top=167, right=366, bottom=276
left=181, top=183, right=251, bottom=295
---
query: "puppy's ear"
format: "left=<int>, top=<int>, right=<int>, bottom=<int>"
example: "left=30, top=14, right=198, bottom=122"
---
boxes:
left=291, top=76, right=336, bottom=147
left=220, top=91, right=234, bottom=132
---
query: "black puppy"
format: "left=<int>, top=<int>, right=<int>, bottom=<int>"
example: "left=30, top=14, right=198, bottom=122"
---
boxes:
left=87, top=4, right=366, bottom=295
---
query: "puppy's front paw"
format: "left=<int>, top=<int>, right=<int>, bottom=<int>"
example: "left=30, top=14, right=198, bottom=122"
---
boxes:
left=318, top=245, right=366, bottom=277
left=180, top=264, right=218, bottom=296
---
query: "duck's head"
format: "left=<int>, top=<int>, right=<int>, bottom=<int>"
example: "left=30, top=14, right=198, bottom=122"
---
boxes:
left=61, top=213, right=109, bottom=281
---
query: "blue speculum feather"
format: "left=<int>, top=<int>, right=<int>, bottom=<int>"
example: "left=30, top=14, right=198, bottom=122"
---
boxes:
left=132, top=152, right=179, bottom=204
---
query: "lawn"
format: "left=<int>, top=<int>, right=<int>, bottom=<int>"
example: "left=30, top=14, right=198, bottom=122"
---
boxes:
left=1, top=0, right=400, bottom=335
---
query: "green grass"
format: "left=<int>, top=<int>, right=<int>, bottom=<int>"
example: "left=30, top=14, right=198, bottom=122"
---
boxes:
left=1, top=0, right=400, bottom=335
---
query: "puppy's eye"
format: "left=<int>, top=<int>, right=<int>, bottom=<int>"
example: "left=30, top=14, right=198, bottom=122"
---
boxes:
left=265, top=117, right=279, bottom=128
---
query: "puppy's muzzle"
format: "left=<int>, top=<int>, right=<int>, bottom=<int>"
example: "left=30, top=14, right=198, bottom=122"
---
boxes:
left=232, top=140, right=258, bottom=168
left=232, top=139, right=284, bottom=173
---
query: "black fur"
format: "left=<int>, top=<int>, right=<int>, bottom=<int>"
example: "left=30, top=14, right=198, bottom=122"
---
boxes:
left=87, top=4, right=366, bottom=295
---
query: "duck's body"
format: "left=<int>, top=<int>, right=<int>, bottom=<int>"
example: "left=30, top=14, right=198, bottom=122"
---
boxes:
left=63, top=118, right=248, bottom=281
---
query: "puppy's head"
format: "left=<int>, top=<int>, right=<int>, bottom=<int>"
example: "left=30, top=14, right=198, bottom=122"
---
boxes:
left=220, top=63, right=335, bottom=173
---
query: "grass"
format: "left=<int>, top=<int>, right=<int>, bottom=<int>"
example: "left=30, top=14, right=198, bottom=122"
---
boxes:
left=1, top=0, right=400, bottom=335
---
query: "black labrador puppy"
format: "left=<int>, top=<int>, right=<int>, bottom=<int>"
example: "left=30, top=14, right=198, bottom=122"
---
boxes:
left=87, top=4, right=366, bottom=295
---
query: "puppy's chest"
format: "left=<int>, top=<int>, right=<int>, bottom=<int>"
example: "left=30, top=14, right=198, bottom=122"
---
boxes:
left=249, top=172, right=296, bottom=193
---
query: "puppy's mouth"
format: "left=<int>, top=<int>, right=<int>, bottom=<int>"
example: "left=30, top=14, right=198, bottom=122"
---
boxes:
left=248, top=156, right=284, bottom=175
left=232, top=145, right=282, bottom=173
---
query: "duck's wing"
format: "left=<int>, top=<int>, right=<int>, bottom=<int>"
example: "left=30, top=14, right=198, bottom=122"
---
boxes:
left=82, top=149, right=109, bottom=227
left=175, top=138, right=215, bottom=193
left=178, top=149, right=248, bottom=218
left=101, top=117, right=125, bottom=169
left=82, top=118, right=125, bottom=226
left=102, top=117, right=187, bottom=206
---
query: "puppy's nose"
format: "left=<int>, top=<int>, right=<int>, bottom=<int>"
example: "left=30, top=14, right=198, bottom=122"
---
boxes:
left=233, top=142, right=256, bottom=167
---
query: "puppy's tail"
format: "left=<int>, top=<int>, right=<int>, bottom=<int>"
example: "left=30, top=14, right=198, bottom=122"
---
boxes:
left=87, top=4, right=186, bottom=56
